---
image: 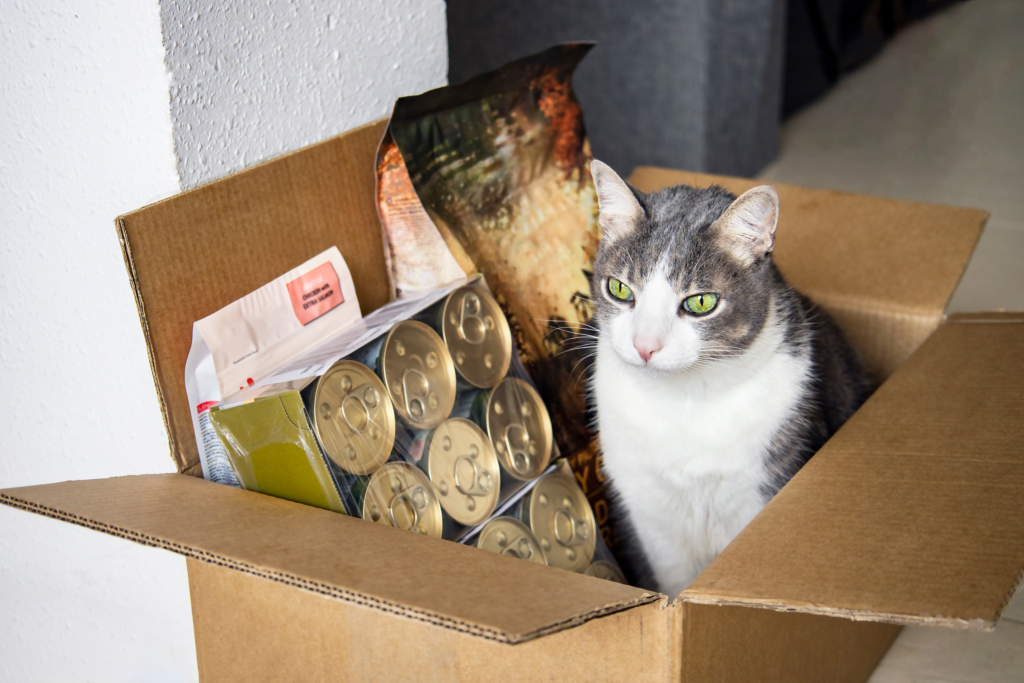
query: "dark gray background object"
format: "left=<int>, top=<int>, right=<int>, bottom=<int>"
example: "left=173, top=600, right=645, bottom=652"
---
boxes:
left=446, top=0, right=786, bottom=178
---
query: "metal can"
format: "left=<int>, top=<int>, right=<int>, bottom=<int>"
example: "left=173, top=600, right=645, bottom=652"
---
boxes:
left=420, top=418, right=500, bottom=527
left=362, top=461, right=443, bottom=537
left=305, top=360, right=395, bottom=476
left=424, top=285, right=512, bottom=389
left=473, top=377, right=553, bottom=481
left=518, top=471, right=596, bottom=573
left=476, top=516, right=548, bottom=565
left=369, top=320, right=457, bottom=431
left=585, top=560, right=627, bottom=584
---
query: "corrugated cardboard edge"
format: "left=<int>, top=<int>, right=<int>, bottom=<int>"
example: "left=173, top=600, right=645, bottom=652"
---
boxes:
left=945, top=311, right=1024, bottom=324
left=0, top=489, right=662, bottom=645
left=675, top=592, right=999, bottom=632
left=678, top=311, right=1024, bottom=634
left=115, top=218, right=194, bottom=476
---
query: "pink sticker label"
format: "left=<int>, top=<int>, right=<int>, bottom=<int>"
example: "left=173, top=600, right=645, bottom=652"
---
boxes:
left=286, top=262, right=344, bottom=326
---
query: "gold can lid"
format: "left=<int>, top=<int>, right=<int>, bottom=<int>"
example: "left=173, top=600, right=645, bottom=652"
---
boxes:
left=362, top=462, right=443, bottom=538
left=585, top=560, right=627, bottom=584
left=441, top=286, right=512, bottom=389
left=476, top=517, right=547, bottom=565
left=484, top=378, right=553, bottom=480
left=380, top=321, right=457, bottom=430
left=312, top=361, right=395, bottom=475
left=425, top=418, right=500, bottom=526
left=524, top=472, right=596, bottom=572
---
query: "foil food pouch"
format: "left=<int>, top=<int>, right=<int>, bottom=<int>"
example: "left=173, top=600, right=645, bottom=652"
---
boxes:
left=375, top=44, right=603, bottom=507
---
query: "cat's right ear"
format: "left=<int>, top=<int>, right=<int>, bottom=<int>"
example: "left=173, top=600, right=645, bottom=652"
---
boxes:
left=713, top=185, right=780, bottom=266
left=591, top=160, right=644, bottom=242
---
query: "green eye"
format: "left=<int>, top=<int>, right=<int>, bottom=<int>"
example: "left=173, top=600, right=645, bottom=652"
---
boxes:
left=608, top=278, right=634, bottom=301
left=684, top=293, right=719, bottom=315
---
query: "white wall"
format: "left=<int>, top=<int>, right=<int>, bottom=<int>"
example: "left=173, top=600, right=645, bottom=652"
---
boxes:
left=0, top=1, right=194, bottom=681
left=162, top=0, right=449, bottom=189
left=0, top=1, right=448, bottom=680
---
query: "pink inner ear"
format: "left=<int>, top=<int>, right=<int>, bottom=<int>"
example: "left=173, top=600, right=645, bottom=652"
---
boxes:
left=718, top=188, right=779, bottom=261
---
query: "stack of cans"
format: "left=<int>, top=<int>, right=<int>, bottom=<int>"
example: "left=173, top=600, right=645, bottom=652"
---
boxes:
left=209, top=282, right=625, bottom=582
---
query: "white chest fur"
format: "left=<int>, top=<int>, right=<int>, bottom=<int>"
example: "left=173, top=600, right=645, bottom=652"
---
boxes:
left=594, top=326, right=811, bottom=598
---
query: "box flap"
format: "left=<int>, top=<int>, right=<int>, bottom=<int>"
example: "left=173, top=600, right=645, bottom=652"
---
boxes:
left=117, top=119, right=392, bottom=477
left=682, top=315, right=1024, bottom=630
left=628, top=168, right=987, bottom=381
left=0, top=474, right=659, bottom=644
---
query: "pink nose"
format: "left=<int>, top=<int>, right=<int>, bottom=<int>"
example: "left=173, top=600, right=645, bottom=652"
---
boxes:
left=633, top=337, right=663, bottom=363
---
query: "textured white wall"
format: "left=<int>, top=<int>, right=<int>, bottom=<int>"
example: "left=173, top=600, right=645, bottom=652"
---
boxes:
left=162, top=0, right=449, bottom=189
left=1, top=0, right=448, bottom=681
left=0, top=1, right=197, bottom=682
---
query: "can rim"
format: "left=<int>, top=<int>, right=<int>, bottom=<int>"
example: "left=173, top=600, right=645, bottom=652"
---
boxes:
left=524, top=471, right=596, bottom=572
left=440, top=286, right=512, bottom=389
left=476, top=516, right=548, bottom=565
left=362, top=461, right=443, bottom=538
left=311, top=360, right=396, bottom=476
left=485, top=377, right=553, bottom=481
left=380, top=320, right=457, bottom=430
left=424, top=418, right=500, bottom=526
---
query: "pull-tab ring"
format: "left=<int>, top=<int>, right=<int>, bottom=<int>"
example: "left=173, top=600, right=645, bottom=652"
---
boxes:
left=401, top=367, right=430, bottom=421
left=340, top=391, right=370, bottom=434
left=389, top=484, right=427, bottom=531
left=501, top=536, right=534, bottom=561
left=458, top=292, right=486, bottom=345
left=503, top=423, right=532, bottom=475
left=553, top=508, right=589, bottom=547
left=454, top=455, right=493, bottom=496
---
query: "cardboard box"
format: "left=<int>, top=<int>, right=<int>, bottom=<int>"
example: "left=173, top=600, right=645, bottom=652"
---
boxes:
left=3, top=119, right=1021, bottom=681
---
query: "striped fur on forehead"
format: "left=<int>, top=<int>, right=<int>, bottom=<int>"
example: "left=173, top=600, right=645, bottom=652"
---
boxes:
left=595, top=183, right=745, bottom=291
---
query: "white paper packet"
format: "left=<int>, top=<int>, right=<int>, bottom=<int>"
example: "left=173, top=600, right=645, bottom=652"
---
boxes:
left=184, top=247, right=360, bottom=484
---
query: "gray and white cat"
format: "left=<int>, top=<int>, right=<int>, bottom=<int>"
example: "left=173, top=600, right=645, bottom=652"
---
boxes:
left=589, top=160, right=869, bottom=597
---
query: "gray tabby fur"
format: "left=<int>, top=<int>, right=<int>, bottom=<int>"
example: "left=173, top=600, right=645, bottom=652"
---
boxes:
left=589, top=166, right=870, bottom=591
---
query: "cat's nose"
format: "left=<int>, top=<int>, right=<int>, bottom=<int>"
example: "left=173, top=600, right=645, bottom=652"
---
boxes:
left=633, top=337, right=663, bottom=363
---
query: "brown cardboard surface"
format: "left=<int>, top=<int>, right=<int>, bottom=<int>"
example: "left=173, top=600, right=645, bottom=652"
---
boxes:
left=682, top=603, right=900, bottom=683
left=116, top=118, right=391, bottom=477
left=0, top=474, right=657, bottom=643
left=188, top=559, right=680, bottom=682
left=628, top=168, right=987, bottom=381
left=684, top=319, right=1024, bottom=630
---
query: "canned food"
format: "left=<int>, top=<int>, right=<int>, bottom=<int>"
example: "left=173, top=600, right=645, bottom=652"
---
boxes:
left=307, top=360, right=395, bottom=476
left=363, top=461, right=443, bottom=537
left=426, top=286, right=512, bottom=389
left=474, top=377, right=553, bottom=480
left=375, top=321, right=457, bottom=430
left=585, top=560, right=627, bottom=584
left=209, top=390, right=349, bottom=514
left=519, top=471, right=596, bottom=572
left=476, top=516, right=547, bottom=565
left=421, top=418, right=500, bottom=526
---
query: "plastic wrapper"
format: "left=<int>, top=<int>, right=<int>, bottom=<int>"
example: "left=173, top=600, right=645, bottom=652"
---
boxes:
left=205, top=273, right=625, bottom=578
left=340, top=282, right=559, bottom=540
left=208, top=281, right=546, bottom=534
left=462, top=460, right=627, bottom=581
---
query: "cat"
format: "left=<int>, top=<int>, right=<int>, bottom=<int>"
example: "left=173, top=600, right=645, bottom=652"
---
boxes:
left=588, top=160, right=870, bottom=597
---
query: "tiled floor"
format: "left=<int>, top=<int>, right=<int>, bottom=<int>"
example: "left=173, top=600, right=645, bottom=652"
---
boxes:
left=758, top=1, right=1024, bottom=680
left=760, top=0, right=1024, bottom=315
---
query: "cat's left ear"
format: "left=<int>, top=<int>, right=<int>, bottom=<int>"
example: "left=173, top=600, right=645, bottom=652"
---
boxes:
left=713, top=185, right=780, bottom=266
left=591, top=159, right=645, bottom=242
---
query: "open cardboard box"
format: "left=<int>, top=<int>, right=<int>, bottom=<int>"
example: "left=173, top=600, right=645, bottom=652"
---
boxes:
left=3, top=119, right=1022, bottom=681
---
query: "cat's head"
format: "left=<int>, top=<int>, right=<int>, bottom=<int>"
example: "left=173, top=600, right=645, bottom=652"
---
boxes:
left=590, top=160, right=781, bottom=374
